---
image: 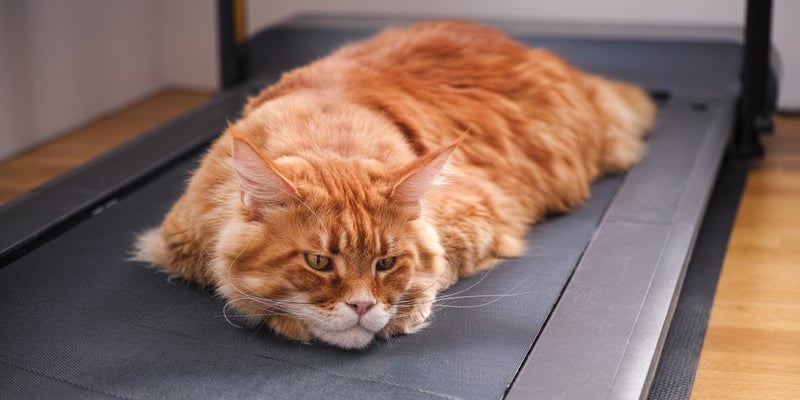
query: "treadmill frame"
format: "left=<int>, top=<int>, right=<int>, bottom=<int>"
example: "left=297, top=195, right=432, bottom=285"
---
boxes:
left=0, top=2, right=775, bottom=399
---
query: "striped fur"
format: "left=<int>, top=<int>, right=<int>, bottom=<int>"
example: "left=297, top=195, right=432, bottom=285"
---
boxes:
left=135, top=21, right=655, bottom=349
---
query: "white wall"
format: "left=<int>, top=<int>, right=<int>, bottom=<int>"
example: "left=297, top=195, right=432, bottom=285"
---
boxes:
left=2, top=0, right=798, bottom=162
left=0, top=0, right=165, bottom=161
left=773, top=0, right=800, bottom=112
left=0, top=2, right=30, bottom=161
left=160, top=0, right=217, bottom=89
left=247, top=0, right=746, bottom=30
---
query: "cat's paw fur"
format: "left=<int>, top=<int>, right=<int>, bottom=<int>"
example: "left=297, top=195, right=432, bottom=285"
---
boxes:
left=381, top=297, right=434, bottom=338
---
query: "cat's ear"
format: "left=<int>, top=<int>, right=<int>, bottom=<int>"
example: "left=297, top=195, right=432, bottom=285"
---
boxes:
left=230, top=129, right=299, bottom=211
left=390, top=140, right=461, bottom=206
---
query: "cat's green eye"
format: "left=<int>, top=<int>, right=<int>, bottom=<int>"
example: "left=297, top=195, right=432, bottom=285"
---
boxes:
left=375, top=257, right=397, bottom=271
left=304, top=253, right=332, bottom=271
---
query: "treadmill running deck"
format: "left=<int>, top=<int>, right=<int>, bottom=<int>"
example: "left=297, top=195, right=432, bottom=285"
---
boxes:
left=0, top=16, right=741, bottom=400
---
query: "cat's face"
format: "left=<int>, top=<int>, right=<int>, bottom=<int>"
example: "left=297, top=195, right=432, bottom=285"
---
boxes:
left=211, top=132, right=455, bottom=349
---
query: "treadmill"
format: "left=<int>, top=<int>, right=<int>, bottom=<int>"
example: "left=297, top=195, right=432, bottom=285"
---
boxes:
left=0, top=1, right=775, bottom=399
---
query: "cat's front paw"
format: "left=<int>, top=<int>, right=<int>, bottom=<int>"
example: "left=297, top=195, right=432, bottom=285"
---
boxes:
left=381, top=298, right=434, bottom=338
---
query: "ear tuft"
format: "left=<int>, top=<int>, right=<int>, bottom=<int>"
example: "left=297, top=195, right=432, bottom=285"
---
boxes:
left=391, top=140, right=461, bottom=205
left=230, top=129, right=299, bottom=211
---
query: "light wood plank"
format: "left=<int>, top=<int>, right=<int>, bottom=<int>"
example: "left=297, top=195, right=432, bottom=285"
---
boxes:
left=691, top=115, right=800, bottom=400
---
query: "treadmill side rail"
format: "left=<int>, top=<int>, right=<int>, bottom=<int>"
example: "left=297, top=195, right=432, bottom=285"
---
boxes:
left=507, top=98, right=735, bottom=400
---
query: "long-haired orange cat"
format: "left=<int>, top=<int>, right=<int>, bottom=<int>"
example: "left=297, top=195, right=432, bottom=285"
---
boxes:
left=135, top=21, right=655, bottom=349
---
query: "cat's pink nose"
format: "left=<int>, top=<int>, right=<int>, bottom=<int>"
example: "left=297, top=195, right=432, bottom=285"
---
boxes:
left=347, top=300, right=376, bottom=316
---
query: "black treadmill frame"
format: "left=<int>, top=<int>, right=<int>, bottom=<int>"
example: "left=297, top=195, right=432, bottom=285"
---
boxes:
left=736, top=0, right=775, bottom=156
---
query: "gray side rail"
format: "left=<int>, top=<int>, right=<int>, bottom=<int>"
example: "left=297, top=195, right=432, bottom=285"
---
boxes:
left=508, top=97, right=735, bottom=399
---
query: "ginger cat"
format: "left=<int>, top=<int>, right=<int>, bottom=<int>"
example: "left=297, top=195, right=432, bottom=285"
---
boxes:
left=135, top=21, right=656, bottom=349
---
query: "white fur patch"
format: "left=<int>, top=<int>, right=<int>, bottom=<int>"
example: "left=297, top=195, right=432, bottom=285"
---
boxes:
left=306, top=300, right=391, bottom=350
left=131, top=228, right=167, bottom=266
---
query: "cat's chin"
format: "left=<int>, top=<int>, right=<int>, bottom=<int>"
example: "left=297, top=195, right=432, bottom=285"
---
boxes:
left=313, top=325, right=377, bottom=350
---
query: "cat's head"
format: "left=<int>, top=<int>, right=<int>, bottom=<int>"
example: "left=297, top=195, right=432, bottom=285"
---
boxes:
left=211, top=130, right=457, bottom=349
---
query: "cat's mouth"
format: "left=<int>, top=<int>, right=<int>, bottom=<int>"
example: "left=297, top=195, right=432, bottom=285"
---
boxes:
left=313, top=323, right=378, bottom=350
left=304, top=302, right=392, bottom=349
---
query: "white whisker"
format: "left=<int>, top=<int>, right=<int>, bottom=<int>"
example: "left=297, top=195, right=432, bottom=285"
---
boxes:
left=222, top=302, right=249, bottom=329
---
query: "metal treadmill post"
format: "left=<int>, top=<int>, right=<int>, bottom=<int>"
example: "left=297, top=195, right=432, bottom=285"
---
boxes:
left=736, top=0, right=775, bottom=157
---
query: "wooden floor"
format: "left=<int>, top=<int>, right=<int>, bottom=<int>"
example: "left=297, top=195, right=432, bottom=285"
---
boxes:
left=690, top=115, right=800, bottom=399
left=1, top=89, right=798, bottom=398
